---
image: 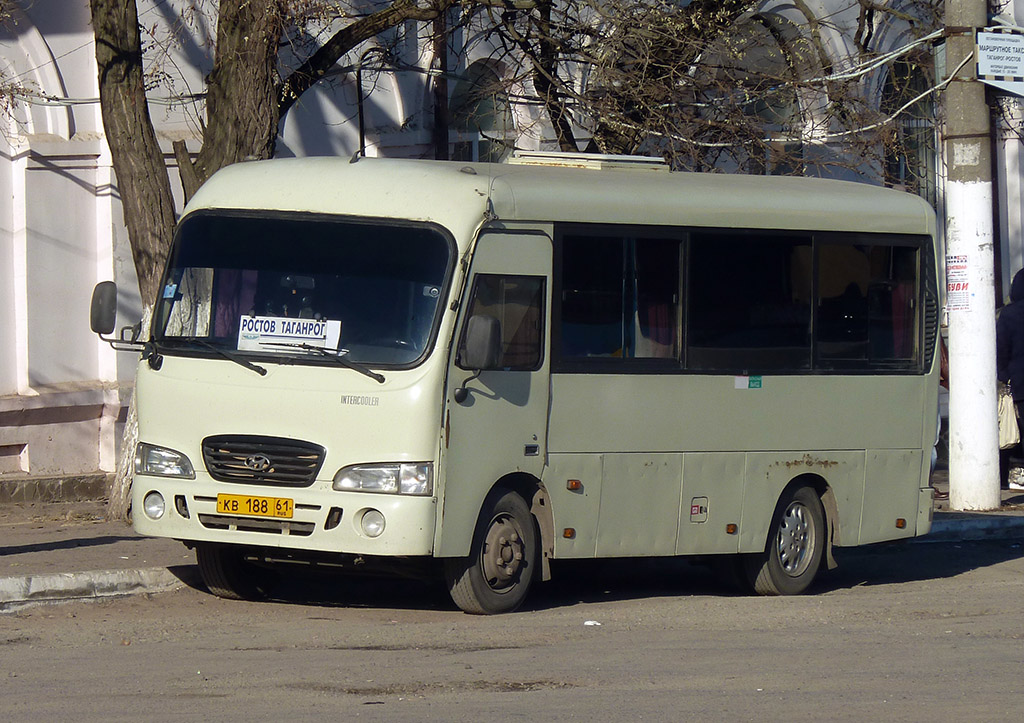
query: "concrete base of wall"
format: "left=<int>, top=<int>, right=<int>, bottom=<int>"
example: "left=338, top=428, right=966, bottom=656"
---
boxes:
left=0, top=474, right=111, bottom=504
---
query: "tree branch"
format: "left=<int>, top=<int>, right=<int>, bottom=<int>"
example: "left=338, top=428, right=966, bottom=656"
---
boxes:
left=278, top=0, right=447, bottom=117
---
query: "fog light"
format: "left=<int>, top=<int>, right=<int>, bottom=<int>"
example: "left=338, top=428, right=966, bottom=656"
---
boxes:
left=360, top=509, right=385, bottom=538
left=143, top=491, right=165, bottom=520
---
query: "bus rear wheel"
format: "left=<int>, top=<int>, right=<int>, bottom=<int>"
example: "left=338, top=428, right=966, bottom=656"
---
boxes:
left=196, top=543, right=272, bottom=601
left=745, top=486, right=825, bottom=596
left=444, top=488, right=539, bottom=614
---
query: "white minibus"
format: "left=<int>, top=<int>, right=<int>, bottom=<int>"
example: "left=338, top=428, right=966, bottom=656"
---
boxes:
left=91, top=152, right=940, bottom=613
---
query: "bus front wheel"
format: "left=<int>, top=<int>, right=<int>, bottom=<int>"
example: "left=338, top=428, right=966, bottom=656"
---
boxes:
left=744, top=486, right=825, bottom=596
left=196, top=543, right=272, bottom=601
left=444, top=488, right=539, bottom=614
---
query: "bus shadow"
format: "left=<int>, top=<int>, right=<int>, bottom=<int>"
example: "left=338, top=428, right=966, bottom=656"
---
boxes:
left=258, top=570, right=455, bottom=612
left=233, top=558, right=725, bottom=613
left=817, top=537, right=1024, bottom=592
left=204, top=538, right=1024, bottom=612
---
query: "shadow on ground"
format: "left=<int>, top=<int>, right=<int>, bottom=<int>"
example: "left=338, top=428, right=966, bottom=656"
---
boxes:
left=0, top=535, right=138, bottom=557
left=181, top=536, right=1024, bottom=614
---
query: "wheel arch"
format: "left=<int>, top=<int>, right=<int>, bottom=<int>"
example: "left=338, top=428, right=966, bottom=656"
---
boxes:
left=743, top=474, right=831, bottom=595
left=771, top=473, right=838, bottom=571
left=494, top=472, right=554, bottom=582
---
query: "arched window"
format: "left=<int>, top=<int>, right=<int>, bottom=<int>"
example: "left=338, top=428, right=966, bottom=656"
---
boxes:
left=696, top=14, right=815, bottom=175
left=880, top=57, right=937, bottom=206
left=450, top=60, right=514, bottom=162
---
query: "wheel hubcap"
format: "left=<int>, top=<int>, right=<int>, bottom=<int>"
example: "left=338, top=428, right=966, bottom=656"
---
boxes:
left=776, top=501, right=815, bottom=576
left=481, top=513, right=525, bottom=592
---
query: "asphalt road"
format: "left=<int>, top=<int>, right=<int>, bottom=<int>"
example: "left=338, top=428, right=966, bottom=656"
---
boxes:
left=3, top=538, right=1024, bottom=721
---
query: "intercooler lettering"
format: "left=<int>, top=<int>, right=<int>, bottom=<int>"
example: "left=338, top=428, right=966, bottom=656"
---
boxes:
left=340, top=395, right=380, bottom=406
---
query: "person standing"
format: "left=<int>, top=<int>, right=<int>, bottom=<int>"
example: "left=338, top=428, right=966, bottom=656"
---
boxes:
left=996, top=268, right=1024, bottom=490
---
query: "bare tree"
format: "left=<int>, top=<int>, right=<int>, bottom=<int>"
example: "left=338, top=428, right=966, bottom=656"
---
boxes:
left=91, top=0, right=467, bottom=306
left=91, top=0, right=944, bottom=305
left=90, top=0, right=473, bottom=518
left=475, top=0, right=942, bottom=180
left=0, top=0, right=26, bottom=124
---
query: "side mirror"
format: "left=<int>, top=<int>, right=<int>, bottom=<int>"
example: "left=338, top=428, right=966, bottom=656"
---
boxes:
left=90, top=281, right=118, bottom=336
left=454, top=315, right=502, bottom=404
left=460, top=315, right=502, bottom=370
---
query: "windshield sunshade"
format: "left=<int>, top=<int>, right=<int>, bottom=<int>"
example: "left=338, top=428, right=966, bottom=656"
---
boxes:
left=154, top=212, right=452, bottom=367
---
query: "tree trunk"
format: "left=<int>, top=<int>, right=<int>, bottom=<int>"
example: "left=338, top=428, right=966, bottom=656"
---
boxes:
left=432, top=15, right=450, bottom=160
left=90, top=0, right=177, bottom=306
left=91, top=1, right=176, bottom=520
left=177, top=0, right=283, bottom=203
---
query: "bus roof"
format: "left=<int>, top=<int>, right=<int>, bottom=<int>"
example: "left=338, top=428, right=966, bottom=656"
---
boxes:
left=185, top=156, right=936, bottom=241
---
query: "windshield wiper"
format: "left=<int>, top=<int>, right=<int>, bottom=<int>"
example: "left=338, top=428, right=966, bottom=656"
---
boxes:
left=264, top=342, right=385, bottom=384
left=168, top=338, right=267, bottom=376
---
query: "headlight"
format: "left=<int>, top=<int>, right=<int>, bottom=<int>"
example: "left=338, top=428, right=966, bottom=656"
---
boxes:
left=135, top=443, right=196, bottom=479
left=333, top=462, right=433, bottom=495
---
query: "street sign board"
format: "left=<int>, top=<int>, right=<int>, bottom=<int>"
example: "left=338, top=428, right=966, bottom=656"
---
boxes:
left=978, top=31, right=1024, bottom=96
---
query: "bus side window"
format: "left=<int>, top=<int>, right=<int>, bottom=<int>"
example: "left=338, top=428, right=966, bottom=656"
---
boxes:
left=458, top=275, right=545, bottom=370
left=816, top=243, right=919, bottom=368
left=687, top=233, right=813, bottom=371
left=560, top=234, right=681, bottom=360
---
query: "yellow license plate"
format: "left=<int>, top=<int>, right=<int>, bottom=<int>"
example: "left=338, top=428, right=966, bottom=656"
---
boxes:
left=216, top=493, right=294, bottom=519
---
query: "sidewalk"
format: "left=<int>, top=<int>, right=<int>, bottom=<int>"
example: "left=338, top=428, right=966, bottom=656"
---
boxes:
left=2, top=477, right=1024, bottom=611
left=0, top=500, right=197, bottom=611
left=926, top=469, right=1024, bottom=540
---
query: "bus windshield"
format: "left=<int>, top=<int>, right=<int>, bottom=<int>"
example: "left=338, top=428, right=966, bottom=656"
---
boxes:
left=153, top=211, right=452, bottom=366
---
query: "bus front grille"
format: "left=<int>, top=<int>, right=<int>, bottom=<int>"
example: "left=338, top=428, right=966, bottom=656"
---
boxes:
left=202, top=435, right=325, bottom=487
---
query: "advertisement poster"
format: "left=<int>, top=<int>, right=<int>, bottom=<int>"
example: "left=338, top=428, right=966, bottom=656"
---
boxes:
left=946, top=254, right=970, bottom=311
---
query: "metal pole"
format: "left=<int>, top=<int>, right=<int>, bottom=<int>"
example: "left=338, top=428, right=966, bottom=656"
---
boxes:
left=946, top=0, right=1002, bottom=510
left=356, top=48, right=387, bottom=157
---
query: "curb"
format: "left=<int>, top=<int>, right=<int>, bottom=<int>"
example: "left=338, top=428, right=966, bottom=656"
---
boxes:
left=0, top=565, right=198, bottom=612
left=0, top=474, right=111, bottom=505
left=921, top=514, right=1024, bottom=542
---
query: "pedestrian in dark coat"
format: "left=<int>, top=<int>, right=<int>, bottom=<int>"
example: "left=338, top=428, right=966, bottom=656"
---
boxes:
left=996, top=268, right=1024, bottom=488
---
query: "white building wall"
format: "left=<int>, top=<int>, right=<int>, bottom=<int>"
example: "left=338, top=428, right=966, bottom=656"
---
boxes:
left=0, top=3, right=128, bottom=496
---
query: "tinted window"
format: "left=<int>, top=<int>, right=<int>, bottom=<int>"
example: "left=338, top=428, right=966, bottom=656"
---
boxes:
left=687, top=232, right=812, bottom=371
left=561, top=234, right=680, bottom=361
left=553, top=225, right=926, bottom=375
left=155, top=212, right=452, bottom=366
left=458, top=275, right=544, bottom=370
left=816, top=243, right=919, bottom=369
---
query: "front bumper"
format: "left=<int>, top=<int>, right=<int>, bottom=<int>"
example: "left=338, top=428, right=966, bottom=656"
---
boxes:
left=132, top=476, right=437, bottom=556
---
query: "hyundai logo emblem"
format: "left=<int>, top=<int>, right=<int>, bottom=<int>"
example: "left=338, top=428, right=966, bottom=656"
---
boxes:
left=244, top=454, right=272, bottom=472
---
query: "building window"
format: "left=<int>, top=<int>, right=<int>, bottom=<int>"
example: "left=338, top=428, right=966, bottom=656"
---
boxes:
left=696, top=15, right=813, bottom=175
left=450, top=61, right=514, bottom=162
left=881, top=58, right=938, bottom=207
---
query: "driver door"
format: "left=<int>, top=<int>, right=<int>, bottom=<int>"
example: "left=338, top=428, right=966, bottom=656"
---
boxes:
left=437, top=231, right=552, bottom=556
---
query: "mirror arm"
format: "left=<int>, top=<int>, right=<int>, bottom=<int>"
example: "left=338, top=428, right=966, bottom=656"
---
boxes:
left=97, top=333, right=148, bottom=354
left=453, top=369, right=483, bottom=404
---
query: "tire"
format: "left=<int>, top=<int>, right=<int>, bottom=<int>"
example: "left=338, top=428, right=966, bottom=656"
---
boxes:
left=195, top=544, right=272, bottom=601
left=444, top=488, right=539, bottom=614
left=744, top=486, right=825, bottom=596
